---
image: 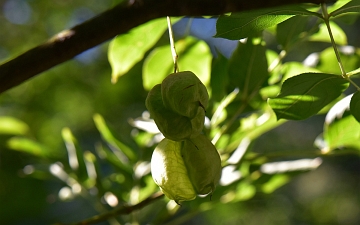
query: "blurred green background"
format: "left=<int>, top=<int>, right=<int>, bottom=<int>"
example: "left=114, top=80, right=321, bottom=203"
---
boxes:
left=0, top=1, right=360, bottom=225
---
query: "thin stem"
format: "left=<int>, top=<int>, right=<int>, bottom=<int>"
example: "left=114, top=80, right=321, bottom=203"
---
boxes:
left=347, top=67, right=360, bottom=77
left=321, top=3, right=346, bottom=78
left=321, top=3, right=360, bottom=91
left=167, top=16, right=179, bottom=73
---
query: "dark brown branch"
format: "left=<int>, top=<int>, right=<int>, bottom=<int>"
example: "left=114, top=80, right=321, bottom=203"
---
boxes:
left=0, top=0, right=329, bottom=94
left=54, top=191, right=164, bottom=225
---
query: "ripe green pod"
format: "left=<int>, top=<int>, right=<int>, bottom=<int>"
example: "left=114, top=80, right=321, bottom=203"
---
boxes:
left=151, top=135, right=222, bottom=203
left=161, top=71, right=209, bottom=119
left=151, top=138, right=196, bottom=202
left=182, top=134, right=222, bottom=195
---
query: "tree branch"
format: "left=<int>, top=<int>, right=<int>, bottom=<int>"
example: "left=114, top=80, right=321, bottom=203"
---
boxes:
left=0, top=0, right=329, bottom=94
left=54, top=191, right=164, bottom=225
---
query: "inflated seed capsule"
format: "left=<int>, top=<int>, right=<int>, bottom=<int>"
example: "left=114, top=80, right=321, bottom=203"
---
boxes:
left=151, top=138, right=196, bottom=203
left=161, top=71, right=209, bottom=119
left=181, top=134, right=222, bottom=195
left=151, top=135, right=222, bottom=203
left=145, top=83, right=205, bottom=141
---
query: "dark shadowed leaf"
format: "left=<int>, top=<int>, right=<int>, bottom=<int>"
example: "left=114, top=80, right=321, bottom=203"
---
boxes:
left=276, top=16, right=315, bottom=50
left=228, top=39, right=268, bottom=98
left=268, top=73, right=349, bottom=120
left=216, top=5, right=319, bottom=40
left=93, top=114, right=137, bottom=162
left=210, top=53, right=229, bottom=102
left=350, top=91, right=360, bottom=123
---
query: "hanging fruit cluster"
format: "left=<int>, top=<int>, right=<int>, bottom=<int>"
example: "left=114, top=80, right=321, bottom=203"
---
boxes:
left=146, top=71, right=222, bottom=204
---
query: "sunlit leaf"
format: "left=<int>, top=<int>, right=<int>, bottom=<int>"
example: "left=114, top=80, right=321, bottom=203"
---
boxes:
left=228, top=39, right=268, bottom=98
left=260, top=85, right=281, bottom=99
left=234, top=181, right=256, bottom=201
left=261, top=174, right=290, bottom=194
left=93, top=114, right=137, bottom=161
left=317, top=47, right=360, bottom=74
left=62, top=127, right=88, bottom=182
left=281, top=62, right=321, bottom=82
left=330, top=0, right=360, bottom=17
left=327, top=0, right=352, bottom=14
left=309, top=21, right=347, bottom=45
left=216, top=5, right=319, bottom=40
left=95, top=143, right=133, bottom=175
left=7, top=137, right=52, bottom=158
left=350, top=91, right=360, bottom=123
left=0, top=116, right=29, bottom=135
left=226, top=110, right=284, bottom=152
left=108, top=18, right=167, bottom=83
left=268, top=73, right=349, bottom=120
left=324, top=111, right=360, bottom=151
left=143, top=37, right=211, bottom=90
left=142, top=45, right=173, bottom=90
left=211, top=88, right=239, bottom=129
left=82, top=151, right=103, bottom=189
left=138, top=174, right=158, bottom=202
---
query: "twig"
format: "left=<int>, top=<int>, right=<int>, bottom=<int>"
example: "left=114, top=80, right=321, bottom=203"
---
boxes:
left=54, top=192, right=164, bottom=225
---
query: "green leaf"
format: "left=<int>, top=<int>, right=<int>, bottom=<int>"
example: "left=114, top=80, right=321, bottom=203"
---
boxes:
left=281, top=62, right=321, bottom=82
left=0, top=116, right=29, bottom=135
left=142, top=45, right=173, bottom=90
left=330, top=0, right=360, bottom=17
left=324, top=112, right=360, bottom=151
left=210, top=53, right=229, bottom=102
left=93, top=114, right=137, bottom=161
left=276, top=16, right=314, bottom=50
left=234, top=181, right=256, bottom=201
left=268, top=73, right=349, bottom=120
left=7, top=137, right=53, bottom=158
left=309, top=21, right=347, bottom=45
left=350, top=91, right=360, bottom=123
left=317, top=47, right=360, bottom=74
left=228, top=39, right=268, bottom=98
left=62, top=127, right=88, bottom=182
left=216, top=5, right=319, bottom=40
left=95, top=143, right=133, bottom=175
left=108, top=18, right=167, bottom=83
left=143, top=37, right=211, bottom=90
left=261, top=174, right=290, bottom=194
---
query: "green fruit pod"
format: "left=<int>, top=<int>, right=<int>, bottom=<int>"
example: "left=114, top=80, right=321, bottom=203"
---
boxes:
left=151, top=135, right=222, bottom=203
left=161, top=71, right=209, bottom=119
left=182, top=134, right=222, bottom=195
left=145, top=84, right=205, bottom=141
left=151, top=138, right=196, bottom=203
